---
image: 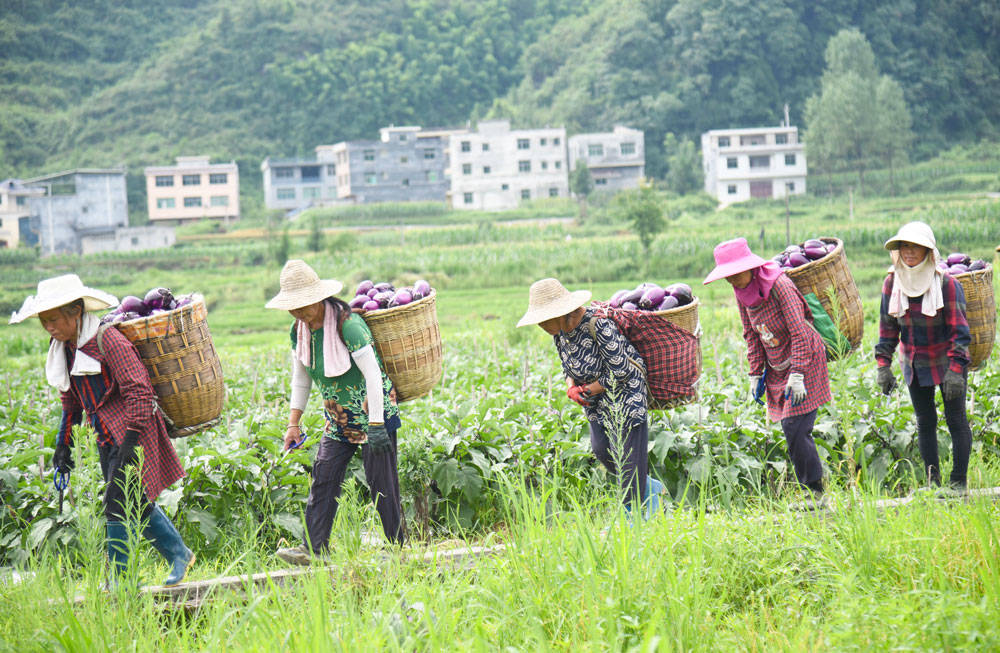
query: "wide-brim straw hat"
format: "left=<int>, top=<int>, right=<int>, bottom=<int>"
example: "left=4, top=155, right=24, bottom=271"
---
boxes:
left=883, top=221, right=937, bottom=251
left=703, top=237, right=769, bottom=284
left=516, top=278, right=592, bottom=327
left=265, top=259, right=344, bottom=311
left=9, top=274, right=118, bottom=325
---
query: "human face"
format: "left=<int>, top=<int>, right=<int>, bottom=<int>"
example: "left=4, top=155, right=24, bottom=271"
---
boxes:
left=289, top=301, right=325, bottom=329
left=38, top=307, right=80, bottom=343
left=897, top=241, right=929, bottom=267
left=538, top=315, right=564, bottom=336
left=725, top=270, right=753, bottom=289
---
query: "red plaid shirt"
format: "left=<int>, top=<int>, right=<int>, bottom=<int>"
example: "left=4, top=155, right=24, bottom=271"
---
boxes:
left=875, top=272, right=970, bottom=386
left=58, top=327, right=185, bottom=501
left=738, top=274, right=831, bottom=422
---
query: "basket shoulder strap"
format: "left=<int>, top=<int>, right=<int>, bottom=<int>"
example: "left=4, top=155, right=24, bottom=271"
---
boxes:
left=95, top=323, right=112, bottom=357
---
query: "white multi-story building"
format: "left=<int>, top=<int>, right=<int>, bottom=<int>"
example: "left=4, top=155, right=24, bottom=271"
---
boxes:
left=448, top=120, right=568, bottom=210
left=568, top=126, right=645, bottom=192
left=145, top=156, right=240, bottom=224
left=701, top=126, right=806, bottom=205
left=0, top=179, right=44, bottom=248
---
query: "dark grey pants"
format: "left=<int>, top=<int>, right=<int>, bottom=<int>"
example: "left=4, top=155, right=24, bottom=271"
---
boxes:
left=907, top=379, right=972, bottom=485
left=99, top=443, right=151, bottom=522
left=304, top=427, right=405, bottom=550
left=780, top=409, right=824, bottom=492
left=589, top=418, right=648, bottom=507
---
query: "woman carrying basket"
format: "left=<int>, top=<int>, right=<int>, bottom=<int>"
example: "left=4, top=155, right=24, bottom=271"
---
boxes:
left=267, top=260, right=404, bottom=564
left=9, top=275, right=194, bottom=587
left=874, top=222, right=972, bottom=493
left=704, top=238, right=829, bottom=502
left=517, top=278, right=663, bottom=517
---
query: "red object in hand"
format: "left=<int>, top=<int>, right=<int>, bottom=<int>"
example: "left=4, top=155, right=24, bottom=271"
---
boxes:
left=567, top=385, right=592, bottom=407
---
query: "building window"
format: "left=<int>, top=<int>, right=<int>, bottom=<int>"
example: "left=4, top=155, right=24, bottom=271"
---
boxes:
left=741, top=135, right=765, bottom=146
left=555, top=161, right=561, bottom=169
left=209, top=173, right=228, bottom=184
left=541, top=161, right=548, bottom=170
left=155, top=175, right=174, bottom=187
left=775, top=133, right=788, bottom=145
left=588, top=144, right=603, bottom=157
left=326, top=164, right=336, bottom=176
left=461, top=141, right=471, bottom=152
left=16, top=196, right=26, bottom=206
left=274, top=167, right=294, bottom=179
left=518, top=160, right=531, bottom=173
left=182, top=174, right=200, bottom=186
left=326, top=186, right=337, bottom=197
left=156, top=198, right=175, bottom=209
left=620, top=142, right=636, bottom=155
left=483, top=166, right=491, bottom=174
left=183, top=196, right=202, bottom=207
left=210, top=195, right=229, bottom=206
left=727, top=185, right=737, bottom=195
left=553, top=137, right=561, bottom=145
left=302, top=187, right=320, bottom=199
left=400, top=156, right=408, bottom=164
left=786, top=182, right=795, bottom=191
left=521, top=189, right=530, bottom=200
left=718, top=137, right=730, bottom=147
left=501, top=184, right=509, bottom=191
left=463, top=192, right=473, bottom=205
left=482, top=143, right=489, bottom=152
left=595, top=178, right=608, bottom=186
left=727, top=157, right=738, bottom=169
left=276, top=188, right=296, bottom=200
left=365, top=173, right=377, bottom=185
left=540, top=138, right=548, bottom=146
left=549, top=187, right=558, bottom=197
left=402, top=178, right=409, bottom=187
left=517, top=138, right=530, bottom=150
left=363, top=150, right=375, bottom=161
left=423, top=149, right=435, bottom=160
left=131, top=237, right=139, bottom=246
left=784, top=154, right=796, bottom=166
left=301, top=166, right=320, bottom=181
left=399, top=133, right=407, bottom=142
left=425, top=170, right=438, bottom=182
left=749, top=155, right=770, bottom=169
left=461, top=163, right=472, bottom=175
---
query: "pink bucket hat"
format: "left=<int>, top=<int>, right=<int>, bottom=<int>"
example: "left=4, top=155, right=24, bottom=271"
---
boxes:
left=702, top=238, right=769, bottom=285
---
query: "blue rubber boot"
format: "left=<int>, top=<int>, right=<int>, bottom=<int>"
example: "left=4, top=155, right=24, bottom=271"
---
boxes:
left=106, top=521, right=130, bottom=587
left=643, top=477, right=665, bottom=519
left=143, top=505, right=195, bottom=587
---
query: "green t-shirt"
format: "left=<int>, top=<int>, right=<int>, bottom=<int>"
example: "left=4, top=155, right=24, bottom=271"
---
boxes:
left=289, top=312, right=399, bottom=441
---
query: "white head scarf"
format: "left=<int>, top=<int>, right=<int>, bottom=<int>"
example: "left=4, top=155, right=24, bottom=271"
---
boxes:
left=884, top=221, right=944, bottom=318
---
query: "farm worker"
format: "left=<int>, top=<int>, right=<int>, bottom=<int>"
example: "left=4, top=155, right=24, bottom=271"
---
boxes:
left=517, top=278, right=664, bottom=517
left=267, top=260, right=404, bottom=565
left=703, top=238, right=830, bottom=501
left=874, top=221, right=972, bottom=493
left=9, top=275, right=194, bottom=587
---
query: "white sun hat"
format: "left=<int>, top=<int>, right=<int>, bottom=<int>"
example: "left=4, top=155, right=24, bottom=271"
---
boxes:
left=516, top=278, right=592, bottom=327
left=265, top=259, right=344, bottom=311
left=9, top=274, right=118, bottom=325
left=883, top=221, right=938, bottom=252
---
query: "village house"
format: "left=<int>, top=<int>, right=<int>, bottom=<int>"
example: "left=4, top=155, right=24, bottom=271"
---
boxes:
left=701, top=125, right=807, bottom=205
left=567, top=126, right=645, bottom=192
left=0, top=179, right=45, bottom=248
left=144, top=156, right=240, bottom=224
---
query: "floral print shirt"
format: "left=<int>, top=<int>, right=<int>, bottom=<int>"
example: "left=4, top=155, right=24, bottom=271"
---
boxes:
left=289, top=313, right=400, bottom=443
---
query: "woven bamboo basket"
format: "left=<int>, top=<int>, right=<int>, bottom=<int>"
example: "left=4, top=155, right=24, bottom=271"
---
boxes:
left=953, top=264, right=995, bottom=370
left=115, top=295, right=225, bottom=437
left=784, top=237, right=863, bottom=355
left=650, top=297, right=701, bottom=409
left=361, top=290, right=443, bottom=402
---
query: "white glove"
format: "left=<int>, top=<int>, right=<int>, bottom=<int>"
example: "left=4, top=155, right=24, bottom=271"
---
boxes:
left=784, top=373, right=806, bottom=406
left=749, top=375, right=763, bottom=403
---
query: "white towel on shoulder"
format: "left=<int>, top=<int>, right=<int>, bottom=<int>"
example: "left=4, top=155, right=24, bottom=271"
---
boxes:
left=45, top=312, right=103, bottom=392
left=295, top=302, right=352, bottom=378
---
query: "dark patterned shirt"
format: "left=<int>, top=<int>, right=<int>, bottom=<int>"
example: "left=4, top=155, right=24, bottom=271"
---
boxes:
left=554, top=307, right=648, bottom=427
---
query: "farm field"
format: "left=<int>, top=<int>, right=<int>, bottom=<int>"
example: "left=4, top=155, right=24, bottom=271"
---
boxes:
left=1, top=191, right=999, bottom=650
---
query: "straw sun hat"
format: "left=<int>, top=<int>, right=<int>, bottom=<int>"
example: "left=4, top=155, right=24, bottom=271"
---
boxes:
left=516, top=278, right=592, bottom=327
left=265, top=259, right=344, bottom=311
left=9, top=274, right=118, bottom=325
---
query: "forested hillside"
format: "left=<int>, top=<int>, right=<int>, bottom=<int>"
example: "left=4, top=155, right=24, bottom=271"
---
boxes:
left=1, top=0, right=998, bottom=193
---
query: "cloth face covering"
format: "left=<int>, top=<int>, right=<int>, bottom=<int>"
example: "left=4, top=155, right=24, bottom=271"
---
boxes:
left=733, top=261, right=782, bottom=308
left=888, top=249, right=944, bottom=318
left=46, top=312, right=102, bottom=392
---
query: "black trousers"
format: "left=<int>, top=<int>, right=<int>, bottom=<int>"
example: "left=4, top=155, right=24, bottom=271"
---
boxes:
left=98, top=443, right=151, bottom=522
left=779, top=409, right=824, bottom=491
left=907, top=379, right=972, bottom=485
left=304, top=426, right=405, bottom=550
left=589, top=418, right=649, bottom=507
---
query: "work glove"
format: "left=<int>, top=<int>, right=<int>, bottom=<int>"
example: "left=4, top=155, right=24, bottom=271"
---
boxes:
left=566, top=385, right=594, bottom=408
left=784, top=373, right=807, bottom=407
left=941, top=369, right=966, bottom=402
left=876, top=365, right=897, bottom=395
left=367, top=423, right=391, bottom=456
left=52, top=443, right=74, bottom=474
left=749, top=374, right=765, bottom=405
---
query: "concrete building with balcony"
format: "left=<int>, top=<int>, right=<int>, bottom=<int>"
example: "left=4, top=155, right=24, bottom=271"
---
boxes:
left=701, top=126, right=807, bottom=205
left=0, top=179, right=45, bottom=248
left=261, top=153, right=338, bottom=211
left=568, top=126, right=645, bottom=192
left=449, top=120, right=568, bottom=210
left=145, top=156, right=240, bottom=224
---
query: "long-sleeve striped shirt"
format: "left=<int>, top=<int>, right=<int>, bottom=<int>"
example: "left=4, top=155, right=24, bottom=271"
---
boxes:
left=875, top=272, right=971, bottom=387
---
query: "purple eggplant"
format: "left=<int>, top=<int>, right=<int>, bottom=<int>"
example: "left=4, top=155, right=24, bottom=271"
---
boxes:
left=362, top=300, right=380, bottom=311
left=656, top=295, right=679, bottom=311
left=389, top=289, right=413, bottom=307
left=356, top=280, right=374, bottom=296
left=639, top=286, right=666, bottom=310
left=968, top=259, right=987, bottom=271
left=946, top=253, right=970, bottom=266
left=788, top=252, right=810, bottom=267
left=609, top=289, right=629, bottom=308
left=349, top=295, right=369, bottom=309
left=621, top=301, right=638, bottom=311
left=413, top=280, right=432, bottom=297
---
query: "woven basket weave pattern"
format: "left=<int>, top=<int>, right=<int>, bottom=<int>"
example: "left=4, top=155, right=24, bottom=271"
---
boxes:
left=116, top=296, right=225, bottom=437
left=785, top=237, right=864, bottom=354
left=953, top=265, right=996, bottom=370
left=362, top=291, right=443, bottom=402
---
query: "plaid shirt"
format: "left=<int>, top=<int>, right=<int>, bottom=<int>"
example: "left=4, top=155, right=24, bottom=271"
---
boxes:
left=57, top=327, right=185, bottom=501
left=738, top=274, right=831, bottom=422
left=875, top=272, right=970, bottom=387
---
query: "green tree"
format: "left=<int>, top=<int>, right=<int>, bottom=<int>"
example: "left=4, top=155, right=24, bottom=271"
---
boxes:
left=569, top=160, right=594, bottom=221
left=662, top=132, right=702, bottom=195
left=616, top=182, right=664, bottom=262
left=873, top=76, right=913, bottom=195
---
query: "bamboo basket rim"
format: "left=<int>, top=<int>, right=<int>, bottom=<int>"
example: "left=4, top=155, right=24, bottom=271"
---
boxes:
left=360, top=289, right=436, bottom=323
left=951, top=262, right=993, bottom=280
left=650, top=295, right=700, bottom=318
left=784, top=237, right=843, bottom=277
left=114, top=293, right=206, bottom=333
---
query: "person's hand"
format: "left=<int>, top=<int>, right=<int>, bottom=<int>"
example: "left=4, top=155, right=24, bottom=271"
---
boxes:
left=284, top=424, right=304, bottom=450
left=52, top=443, right=74, bottom=474
left=566, top=385, right=593, bottom=407
left=784, top=373, right=807, bottom=406
left=367, top=423, right=391, bottom=455
left=749, top=375, right=763, bottom=404
left=942, top=368, right=966, bottom=401
left=876, top=365, right=897, bottom=395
